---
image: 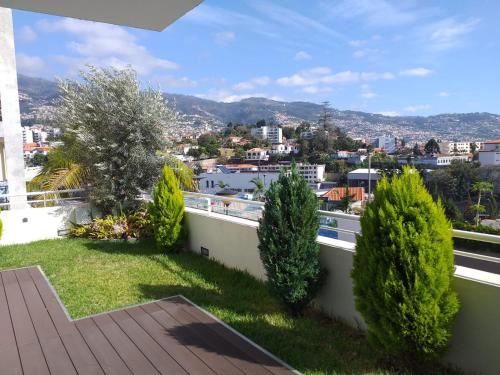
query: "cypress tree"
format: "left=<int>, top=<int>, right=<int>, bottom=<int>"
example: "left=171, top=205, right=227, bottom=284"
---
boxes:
left=352, top=167, right=459, bottom=361
left=149, top=165, right=186, bottom=252
left=257, top=164, right=326, bottom=315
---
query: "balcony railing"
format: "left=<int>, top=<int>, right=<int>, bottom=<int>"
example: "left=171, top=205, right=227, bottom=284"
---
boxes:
left=183, top=191, right=500, bottom=272
left=0, top=188, right=88, bottom=210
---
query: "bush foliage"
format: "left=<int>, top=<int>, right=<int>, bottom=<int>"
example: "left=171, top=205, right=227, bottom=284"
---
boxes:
left=149, top=165, right=186, bottom=252
left=257, top=164, right=326, bottom=315
left=352, top=167, right=459, bottom=361
left=70, top=206, right=152, bottom=240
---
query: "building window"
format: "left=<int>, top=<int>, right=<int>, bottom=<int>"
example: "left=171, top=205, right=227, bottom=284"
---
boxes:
left=206, top=180, right=209, bottom=188
left=211, top=181, right=214, bottom=188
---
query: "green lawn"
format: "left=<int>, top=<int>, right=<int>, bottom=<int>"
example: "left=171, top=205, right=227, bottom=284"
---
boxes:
left=0, top=239, right=453, bottom=375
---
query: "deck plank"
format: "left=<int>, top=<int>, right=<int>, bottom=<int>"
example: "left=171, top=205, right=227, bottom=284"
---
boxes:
left=109, top=309, right=188, bottom=375
left=142, top=303, right=245, bottom=375
left=173, top=297, right=293, bottom=375
left=157, top=299, right=274, bottom=375
left=0, top=271, right=23, bottom=375
left=15, top=268, right=77, bottom=375
left=92, top=313, right=160, bottom=375
left=28, top=267, right=104, bottom=375
left=75, top=317, right=133, bottom=375
left=1, top=270, right=50, bottom=375
left=126, top=306, right=217, bottom=375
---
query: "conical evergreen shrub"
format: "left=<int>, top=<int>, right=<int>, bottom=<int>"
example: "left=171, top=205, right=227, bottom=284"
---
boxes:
left=352, top=167, right=459, bottom=361
left=149, top=165, right=186, bottom=252
left=257, top=164, right=326, bottom=315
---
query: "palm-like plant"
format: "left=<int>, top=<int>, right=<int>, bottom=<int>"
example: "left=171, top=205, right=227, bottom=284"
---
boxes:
left=217, top=181, right=229, bottom=189
left=250, top=177, right=265, bottom=200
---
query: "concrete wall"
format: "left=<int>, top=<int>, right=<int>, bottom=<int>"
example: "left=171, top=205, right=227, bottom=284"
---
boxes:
left=184, top=207, right=500, bottom=375
left=0, top=203, right=94, bottom=245
left=0, top=8, right=28, bottom=208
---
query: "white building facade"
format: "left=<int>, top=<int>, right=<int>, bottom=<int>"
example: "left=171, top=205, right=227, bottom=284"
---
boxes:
left=479, top=140, right=500, bottom=166
left=251, top=126, right=283, bottom=144
left=259, top=163, right=325, bottom=183
left=438, top=141, right=483, bottom=155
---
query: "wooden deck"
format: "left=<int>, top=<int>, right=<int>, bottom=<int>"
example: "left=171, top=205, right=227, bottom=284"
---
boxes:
left=0, top=266, right=297, bottom=375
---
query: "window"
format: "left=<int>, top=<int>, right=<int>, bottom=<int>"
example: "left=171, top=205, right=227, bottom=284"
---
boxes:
left=206, top=180, right=209, bottom=188
left=211, top=181, right=214, bottom=188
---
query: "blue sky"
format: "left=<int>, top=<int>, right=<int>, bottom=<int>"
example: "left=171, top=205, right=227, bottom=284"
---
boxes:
left=11, top=0, right=500, bottom=116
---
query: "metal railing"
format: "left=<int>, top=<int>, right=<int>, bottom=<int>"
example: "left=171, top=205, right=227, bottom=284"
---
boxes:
left=0, top=189, right=89, bottom=210
left=183, top=192, right=500, bottom=266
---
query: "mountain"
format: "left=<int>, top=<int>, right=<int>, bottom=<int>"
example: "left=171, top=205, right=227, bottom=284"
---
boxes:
left=17, top=74, right=500, bottom=142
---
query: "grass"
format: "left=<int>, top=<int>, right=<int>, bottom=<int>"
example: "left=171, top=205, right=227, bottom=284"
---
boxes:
left=0, top=239, right=456, bottom=375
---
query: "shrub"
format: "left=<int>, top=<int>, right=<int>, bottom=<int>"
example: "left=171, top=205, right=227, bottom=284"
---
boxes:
left=257, top=164, right=326, bottom=316
left=352, top=167, right=459, bottom=361
left=149, top=165, right=186, bottom=252
left=0, top=216, right=3, bottom=240
left=69, top=207, right=153, bottom=240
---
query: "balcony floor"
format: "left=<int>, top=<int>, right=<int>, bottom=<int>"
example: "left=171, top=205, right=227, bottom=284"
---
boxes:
left=0, top=266, right=295, bottom=375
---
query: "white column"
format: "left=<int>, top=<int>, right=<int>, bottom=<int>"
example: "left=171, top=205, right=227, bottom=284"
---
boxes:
left=0, top=7, right=28, bottom=209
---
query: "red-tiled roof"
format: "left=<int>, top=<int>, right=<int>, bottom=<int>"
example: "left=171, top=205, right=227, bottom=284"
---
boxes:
left=225, top=164, right=258, bottom=169
left=321, top=187, right=365, bottom=202
left=485, top=139, right=500, bottom=144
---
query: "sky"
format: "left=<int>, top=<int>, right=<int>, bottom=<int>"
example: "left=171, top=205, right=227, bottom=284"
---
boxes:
left=11, top=0, right=500, bottom=116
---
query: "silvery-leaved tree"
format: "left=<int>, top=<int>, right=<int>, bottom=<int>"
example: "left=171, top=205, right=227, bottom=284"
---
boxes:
left=33, top=66, right=194, bottom=212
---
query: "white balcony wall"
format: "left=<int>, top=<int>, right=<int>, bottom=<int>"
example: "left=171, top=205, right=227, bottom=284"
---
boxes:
left=184, top=207, right=500, bottom=375
left=0, top=203, right=93, bottom=245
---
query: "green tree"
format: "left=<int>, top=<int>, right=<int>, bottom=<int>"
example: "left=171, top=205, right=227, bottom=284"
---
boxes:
left=29, top=153, right=48, bottom=167
left=352, top=167, right=459, bottom=361
left=318, top=101, right=334, bottom=131
left=424, top=138, right=440, bottom=154
left=471, top=181, right=494, bottom=226
left=149, top=165, right=186, bottom=252
left=257, top=164, right=326, bottom=315
left=42, top=66, right=177, bottom=212
left=413, top=143, right=422, bottom=156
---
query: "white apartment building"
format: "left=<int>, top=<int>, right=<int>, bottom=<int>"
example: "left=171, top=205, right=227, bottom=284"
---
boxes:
left=372, top=135, right=397, bottom=154
left=399, top=154, right=471, bottom=167
left=21, top=126, right=33, bottom=144
left=259, top=163, right=325, bottom=183
left=438, top=141, right=483, bottom=155
left=270, top=143, right=299, bottom=155
left=199, top=166, right=280, bottom=194
left=246, top=148, right=269, bottom=161
left=479, top=140, right=500, bottom=166
left=251, top=126, right=283, bottom=144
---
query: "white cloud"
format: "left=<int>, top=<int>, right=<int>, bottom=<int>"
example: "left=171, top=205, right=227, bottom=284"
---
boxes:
left=153, top=76, right=197, bottom=88
left=251, top=1, right=346, bottom=40
left=16, top=53, right=45, bottom=76
left=353, top=48, right=379, bottom=58
left=197, top=89, right=282, bottom=103
left=17, top=25, right=37, bottom=42
left=302, top=86, right=332, bottom=94
left=276, top=67, right=394, bottom=87
left=404, top=104, right=431, bottom=113
left=361, top=84, right=376, bottom=99
left=437, top=91, right=450, bottom=97
left=37, top=18, right=178, bottom=75
left=294, top=51, right=312, bottom=60
left=400, top=67, right=434, bottom=77
left=214, top=31, right=236, bottom=46
left=233, top=76, right=271, bottom=91
left=422, top=17, right=480, bottom=51
left=377, top=111, right=400, bottom=117
left=326, top=0, right=433, bottom=27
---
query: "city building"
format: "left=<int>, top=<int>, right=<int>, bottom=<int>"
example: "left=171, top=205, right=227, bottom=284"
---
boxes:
left=479, top=140, right=500, bottom=166
left=371, top=135, right=397, bottom=154
left=198, top=165, right=279, bottom=194
left=319, top=187, right=365, bottom=211
left=300, top=130, right=315, bottom=140
left=347, top=168, right=381, bottom=191
left=250, top=125, right=283, bottom=144
left=259, top=163, right=325, bottom=184
left=398, top=154, right=471, bottom=167
left=270, top=143, right=299, bottom=155
left=246, top=148, right=269, bottom=161
left=438, top=141, right=483, bottom=155
left=21, top=126, right=33, bottom=144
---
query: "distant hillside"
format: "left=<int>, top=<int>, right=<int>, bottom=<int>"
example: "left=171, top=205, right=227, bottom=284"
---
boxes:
left=17, top=74, right=500, bottom=142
